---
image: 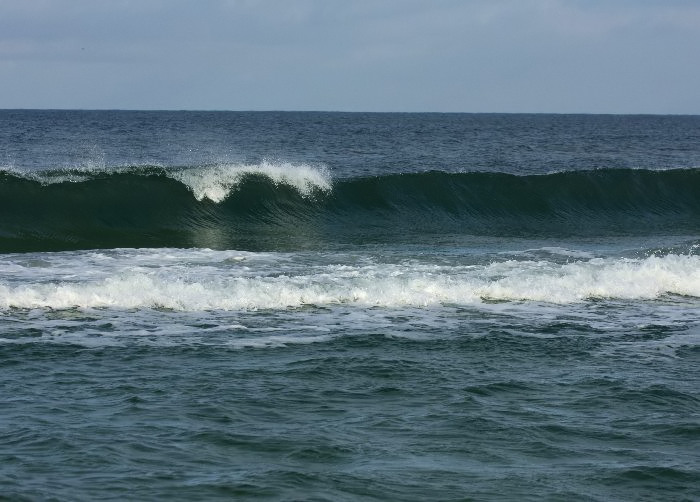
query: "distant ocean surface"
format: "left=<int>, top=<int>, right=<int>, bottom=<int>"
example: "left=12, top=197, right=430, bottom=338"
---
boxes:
left=1, top=110, right=699, bottom=501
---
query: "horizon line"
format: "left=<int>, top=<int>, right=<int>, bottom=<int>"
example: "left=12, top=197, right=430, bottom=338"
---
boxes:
left=1, top=108, right=698, bottom=117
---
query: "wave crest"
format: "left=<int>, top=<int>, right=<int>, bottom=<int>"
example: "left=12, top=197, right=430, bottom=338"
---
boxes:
left=168, top=161, right=332, bottom=202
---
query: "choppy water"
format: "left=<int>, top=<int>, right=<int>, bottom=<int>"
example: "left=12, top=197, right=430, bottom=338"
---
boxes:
left=1, top=110, right=699, bottom=501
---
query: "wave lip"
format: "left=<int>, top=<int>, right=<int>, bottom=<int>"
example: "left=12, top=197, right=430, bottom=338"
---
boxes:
left=1, top=160, right=332, bottom=201
left=168, top=161, right=332, bottom=202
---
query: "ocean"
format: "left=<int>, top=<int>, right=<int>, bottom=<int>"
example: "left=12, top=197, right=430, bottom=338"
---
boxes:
left=1, top=110, right=699, bottom=501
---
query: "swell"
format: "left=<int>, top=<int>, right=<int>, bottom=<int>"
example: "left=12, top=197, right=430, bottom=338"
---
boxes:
left=1, top=167, right=699, bottom=252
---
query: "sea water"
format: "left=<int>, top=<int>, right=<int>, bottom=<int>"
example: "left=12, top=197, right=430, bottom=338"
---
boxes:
left=1, top=111, right=699, bottom=500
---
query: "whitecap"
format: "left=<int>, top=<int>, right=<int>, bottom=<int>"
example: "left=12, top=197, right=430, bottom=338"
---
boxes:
left=169, top=161, right=332, bottom=202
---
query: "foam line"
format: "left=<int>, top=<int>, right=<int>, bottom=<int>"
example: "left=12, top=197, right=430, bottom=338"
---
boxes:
left=1, top=254, right=698, bottom=311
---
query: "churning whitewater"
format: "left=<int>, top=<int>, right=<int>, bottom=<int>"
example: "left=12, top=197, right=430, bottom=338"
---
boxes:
left=1, top=248, right=699, bottom=311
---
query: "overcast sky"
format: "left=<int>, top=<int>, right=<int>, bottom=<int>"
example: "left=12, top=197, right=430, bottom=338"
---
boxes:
left=1, top=0, right=699, bottom=113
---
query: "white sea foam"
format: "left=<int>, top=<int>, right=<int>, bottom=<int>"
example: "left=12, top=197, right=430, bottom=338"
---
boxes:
left=477, top=255, right=700, bottom=302
left=169, top=161, right=332, bottom=202
left=0, top=251, right=698, bottom=311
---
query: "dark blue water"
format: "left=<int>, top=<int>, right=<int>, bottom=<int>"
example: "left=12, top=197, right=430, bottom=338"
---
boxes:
left=1, top=111, right=699, bottom=501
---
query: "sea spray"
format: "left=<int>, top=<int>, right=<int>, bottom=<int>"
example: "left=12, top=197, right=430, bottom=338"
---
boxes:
left=168, top=161, right=332, bottom=202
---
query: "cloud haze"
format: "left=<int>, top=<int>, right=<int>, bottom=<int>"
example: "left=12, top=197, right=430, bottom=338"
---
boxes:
left=1, top=0, right=699, bottom=113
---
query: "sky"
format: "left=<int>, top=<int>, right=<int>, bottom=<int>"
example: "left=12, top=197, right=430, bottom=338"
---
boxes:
left=1, top=0, right=699, bottom=113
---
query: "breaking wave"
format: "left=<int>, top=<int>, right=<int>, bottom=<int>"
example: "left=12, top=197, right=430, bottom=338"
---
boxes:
left=1, top=165, right=699, bottom=252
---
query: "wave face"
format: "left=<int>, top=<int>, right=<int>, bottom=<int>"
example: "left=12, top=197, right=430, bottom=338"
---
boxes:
left=1, top=164, right=699, bottom=252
